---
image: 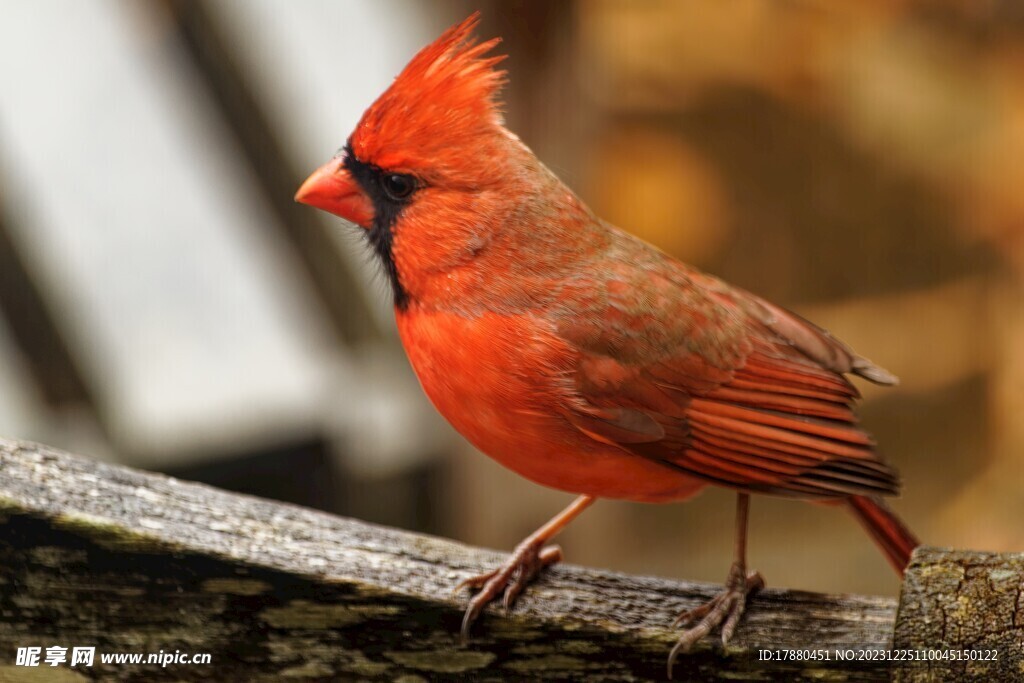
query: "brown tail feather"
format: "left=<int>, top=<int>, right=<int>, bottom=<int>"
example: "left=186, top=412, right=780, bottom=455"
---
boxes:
left=848, top=495, right=919, bottom=575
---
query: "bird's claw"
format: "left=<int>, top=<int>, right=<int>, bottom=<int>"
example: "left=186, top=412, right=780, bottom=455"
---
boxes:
left=667, top=563, right=764, bottom=678
left=457, top=540, right=563, bottom=643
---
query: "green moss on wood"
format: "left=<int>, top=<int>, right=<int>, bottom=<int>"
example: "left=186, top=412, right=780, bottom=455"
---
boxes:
left=261, top=600, right=402, bottom=629
left=201, top=578, right=272, bottom=595
left=383, top=650, right=496, bottom=673
left=504, top=654, right=590, bottom=672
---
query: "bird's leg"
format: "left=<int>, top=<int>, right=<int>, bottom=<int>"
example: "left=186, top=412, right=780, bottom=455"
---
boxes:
left=668, top=493, right=764, bottom=676
left=456, top=494, right=595, bottom=642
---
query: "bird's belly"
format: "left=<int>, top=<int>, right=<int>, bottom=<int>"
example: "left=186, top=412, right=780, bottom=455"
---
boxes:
left=396, top=308, right=704, bottom=503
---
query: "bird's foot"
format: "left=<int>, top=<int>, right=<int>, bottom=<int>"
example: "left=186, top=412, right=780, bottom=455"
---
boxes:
left=667, top=562, right=764, bottom=677
left=455, top=538, right=563, bottom=642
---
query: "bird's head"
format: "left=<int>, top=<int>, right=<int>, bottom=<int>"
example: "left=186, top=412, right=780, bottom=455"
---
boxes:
left=297, top=13, right=547, bottom=309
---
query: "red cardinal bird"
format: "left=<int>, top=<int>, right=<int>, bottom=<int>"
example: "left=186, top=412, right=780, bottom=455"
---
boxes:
left=296, top=13, right=919, bottom=673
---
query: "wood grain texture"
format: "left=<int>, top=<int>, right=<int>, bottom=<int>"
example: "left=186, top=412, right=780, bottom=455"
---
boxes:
left=0, top=438, right=912, bottom=681
left=894, top=546, right=1024, bottom=682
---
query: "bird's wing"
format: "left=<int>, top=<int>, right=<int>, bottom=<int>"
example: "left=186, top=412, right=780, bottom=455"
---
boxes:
left=555, top=256, right=899, bottom=499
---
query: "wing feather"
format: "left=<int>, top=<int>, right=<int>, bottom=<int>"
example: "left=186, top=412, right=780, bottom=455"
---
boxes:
left=557, top=250, right=900, bottom=499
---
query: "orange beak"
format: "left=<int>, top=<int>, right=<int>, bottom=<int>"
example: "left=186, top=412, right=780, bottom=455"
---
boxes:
left=295, top=158, right=374, bottom=228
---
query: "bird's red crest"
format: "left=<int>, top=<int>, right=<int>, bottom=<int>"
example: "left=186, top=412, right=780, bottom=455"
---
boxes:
left=348, top=13, right=508, bottom=178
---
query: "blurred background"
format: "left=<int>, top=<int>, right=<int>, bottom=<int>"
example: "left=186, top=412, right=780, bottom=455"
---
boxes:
left=1, top=0, right=1021, bottom=597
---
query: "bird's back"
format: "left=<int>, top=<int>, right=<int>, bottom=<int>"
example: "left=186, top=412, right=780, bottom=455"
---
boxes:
left=535, top=221, right=902, bottom=500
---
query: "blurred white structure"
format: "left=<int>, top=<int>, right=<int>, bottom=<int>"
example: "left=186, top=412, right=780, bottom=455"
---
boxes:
left=0, top=1, right=453, bottom=477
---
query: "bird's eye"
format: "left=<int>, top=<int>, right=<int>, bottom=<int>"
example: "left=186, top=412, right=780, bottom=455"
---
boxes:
left=381, top=173, right=415, bottom=201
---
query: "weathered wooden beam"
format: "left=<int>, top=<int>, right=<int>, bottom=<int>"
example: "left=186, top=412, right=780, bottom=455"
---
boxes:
left=894, top=546, right=1024, bottom=682
left=0, top=438, right=1015, bottom=681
